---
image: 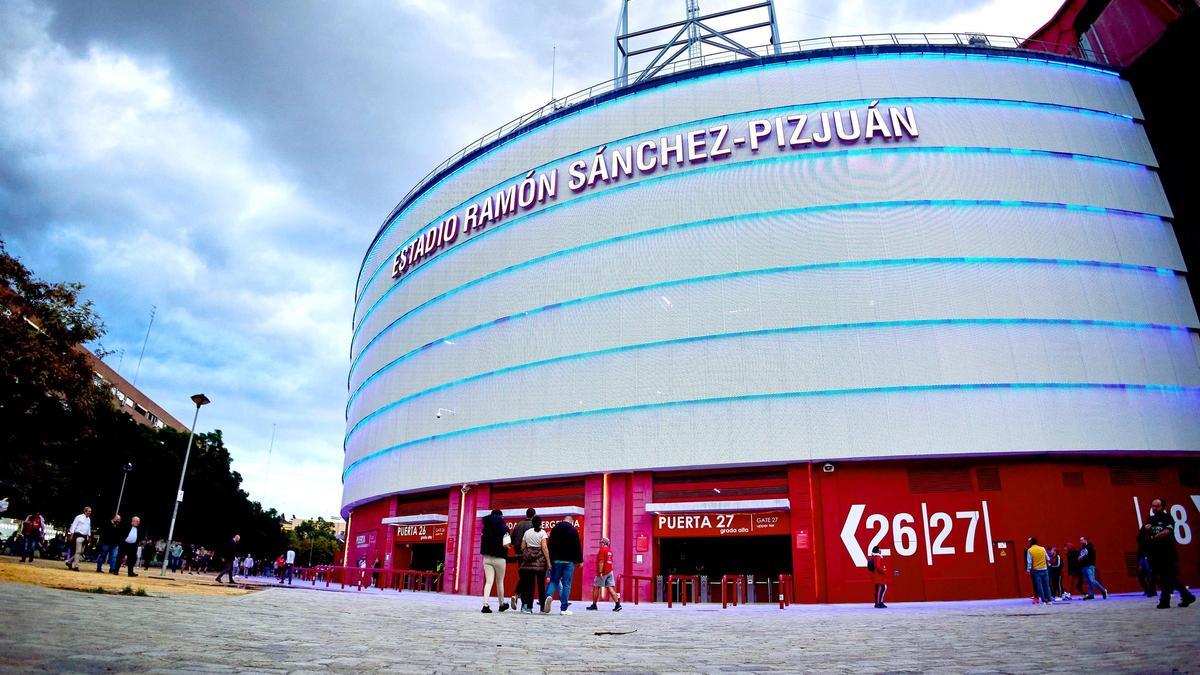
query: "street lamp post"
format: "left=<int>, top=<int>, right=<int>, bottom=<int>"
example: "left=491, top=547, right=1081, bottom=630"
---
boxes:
left=159, top=393, right=210, bottom=577
left=115, top=462, right=133, bottom=515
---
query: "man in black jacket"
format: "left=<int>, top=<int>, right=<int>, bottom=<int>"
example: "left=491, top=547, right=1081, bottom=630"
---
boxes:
left=119, top=516, right=142, bottom=577
left=1077, top=535, right=1107, bottom=600
left=96, top=514, right=122, bottom=574
left=1147, top=498, right=1196, bottom=609
left=543, top=515, right=584, bottom=614
left=215, top=535, right=241, bottom=584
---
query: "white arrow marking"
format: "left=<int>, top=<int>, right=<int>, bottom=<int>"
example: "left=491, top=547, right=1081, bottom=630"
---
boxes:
left=842, top=504, right=867, bottom=567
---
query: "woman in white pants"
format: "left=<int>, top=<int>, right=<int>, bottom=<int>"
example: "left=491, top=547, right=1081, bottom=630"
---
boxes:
left=479, top=509, right=511, bottom=613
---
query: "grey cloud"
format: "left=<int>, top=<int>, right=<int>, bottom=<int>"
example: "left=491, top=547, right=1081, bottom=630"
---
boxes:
left=3, top=0, right=1053, bottom=517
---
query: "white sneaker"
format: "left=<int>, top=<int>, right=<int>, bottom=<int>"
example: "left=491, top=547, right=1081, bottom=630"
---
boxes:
left=559, top=609, right=573, bottom=615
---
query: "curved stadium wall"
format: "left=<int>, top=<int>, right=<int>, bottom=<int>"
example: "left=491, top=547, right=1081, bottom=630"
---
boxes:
left=342, top=46, right=1200, bottom=602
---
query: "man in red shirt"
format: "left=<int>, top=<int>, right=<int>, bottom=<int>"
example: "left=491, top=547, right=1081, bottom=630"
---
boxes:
left=585, top=537, right=623, bottom=612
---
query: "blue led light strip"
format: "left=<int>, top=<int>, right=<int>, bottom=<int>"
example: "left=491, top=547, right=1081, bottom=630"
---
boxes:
left=348, top=245, right=1179, bottom=401
left=344, top=317, right=1198, bottom=445
left=342, top=382, right=1200, bottom=482
left=352, top=156, right=1168, bottom=364
left=357, top=50, right=1128, bottom=300
left=354, top=139, right=1156, bottom=330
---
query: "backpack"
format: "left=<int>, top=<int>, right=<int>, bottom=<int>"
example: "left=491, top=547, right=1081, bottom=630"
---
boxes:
left=867, top=557, right=875, bottom=572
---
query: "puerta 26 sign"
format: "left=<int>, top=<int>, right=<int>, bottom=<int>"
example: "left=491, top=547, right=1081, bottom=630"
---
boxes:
left=389, top=102, right=921, bottom=281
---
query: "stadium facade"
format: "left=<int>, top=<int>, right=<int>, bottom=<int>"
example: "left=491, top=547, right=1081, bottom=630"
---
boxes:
left=342, top=38, right=1200, bottom=603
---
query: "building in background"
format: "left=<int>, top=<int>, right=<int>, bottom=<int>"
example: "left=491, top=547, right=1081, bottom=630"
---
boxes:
left=87, top=349, right=187, bottom=432
left=282, top=516, right=346, bottom=540
left=1, top=282, right=186, bottom=433
left=341, top=12, right=1200, bottom=603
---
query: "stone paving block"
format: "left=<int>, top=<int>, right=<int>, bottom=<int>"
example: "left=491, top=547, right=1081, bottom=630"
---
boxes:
left=2, top=581, right=1199, bottom=673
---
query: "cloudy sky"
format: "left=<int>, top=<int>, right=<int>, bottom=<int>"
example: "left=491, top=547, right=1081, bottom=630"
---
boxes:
left=0, top=0, right=1063, bottom=519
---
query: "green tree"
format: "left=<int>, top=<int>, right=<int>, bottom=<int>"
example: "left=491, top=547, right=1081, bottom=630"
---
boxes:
left=0, top=239, right=286, bottom=556
left=1, top=239, right=112, bottom=523
left=287, top=517, right=341, bottom=566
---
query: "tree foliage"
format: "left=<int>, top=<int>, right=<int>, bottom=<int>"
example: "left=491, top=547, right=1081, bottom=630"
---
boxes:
left=286, top=517, right=342, bottom=566
left=0, top=239, right=286, bottom=554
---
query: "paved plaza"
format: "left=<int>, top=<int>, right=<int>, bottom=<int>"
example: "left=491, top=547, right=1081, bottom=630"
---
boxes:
left=3, top=580, right=1198, bottom=673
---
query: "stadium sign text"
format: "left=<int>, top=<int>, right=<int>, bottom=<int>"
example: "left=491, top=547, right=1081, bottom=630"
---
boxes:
left=391, top=102, right=919, bottom=281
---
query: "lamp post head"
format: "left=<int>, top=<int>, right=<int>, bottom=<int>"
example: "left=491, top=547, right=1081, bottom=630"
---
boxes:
left=122, top=462, right=133, bottom=473
left=190, top=393, right=211, bottom=407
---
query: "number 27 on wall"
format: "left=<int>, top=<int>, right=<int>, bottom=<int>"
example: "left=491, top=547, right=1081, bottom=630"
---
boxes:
left=841, top=501, right=994, bottom=567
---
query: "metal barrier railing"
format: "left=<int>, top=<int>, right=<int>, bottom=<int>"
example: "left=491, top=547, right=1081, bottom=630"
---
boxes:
left=721, top=574, right=745, bottom=609
left=390, top=569, right=442, bottom=593
left=622, top=574, right=655, bottom=605
left=666, top=574, right=700, bottom=608
left=362, top=30, right=1117, bottom=275
left=291, top=565, right=441, bottom=593
left=311, top=565, right=369, bottom=590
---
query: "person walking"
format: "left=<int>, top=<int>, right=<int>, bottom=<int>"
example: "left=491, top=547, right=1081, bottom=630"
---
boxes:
left=96, top=514, right=123, bottom=574
left=243, top=553, right=255, bottom=578
left=1047, top=546, right=1064, bottom=600
left=586, top=537, right=623, bottom=611
left=1026, top=537, right=1053, bottom=605
left=544, top=515, right=584, bottom=615
left=868, top=546, right=889, bottom=608
left=119, top=516, right=142, bottom=577
left=1136, top=523, right=1157, bottom=597
left=19, top=513, right=45, bottom=562
left=518, top=516, right=550, bottom=614
left=279, top=548, right=295, bottom=585
left=1062, top=542, right=1080, bottom=599
left=215, top=535, right=241, bottom=584
left=139, top=539, right=153, bottom=569
left=479, top=509, right=510, bottom=613
left=65, top=506, right=92, bottom=571
left=509, top=508, right=536, bottom=610
left=1146, top=498, right=1196, bottom=609
left=1077, top=536, right=1107, bottom=600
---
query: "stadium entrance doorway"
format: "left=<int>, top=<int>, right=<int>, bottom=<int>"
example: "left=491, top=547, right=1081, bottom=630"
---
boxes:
left=653, top=509, right=793, bottom=603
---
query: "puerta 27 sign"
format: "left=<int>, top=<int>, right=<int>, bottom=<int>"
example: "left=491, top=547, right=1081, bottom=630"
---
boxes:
left=654, top=510, right=789, bottom=538
left=390, top=102, right=920, bottom=281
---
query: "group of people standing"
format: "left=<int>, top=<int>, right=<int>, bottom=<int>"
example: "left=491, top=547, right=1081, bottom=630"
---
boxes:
left=1025, top=536, right=1106, bottom=604
left=478, top=508, right=622, bottom=615
left=1025, top=499, right=1195, bottom=608
left=19, top=504, right=263, bottom=587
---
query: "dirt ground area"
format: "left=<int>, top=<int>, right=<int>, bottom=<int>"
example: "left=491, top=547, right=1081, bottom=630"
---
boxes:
left=0, top=556, right=254, bottom=597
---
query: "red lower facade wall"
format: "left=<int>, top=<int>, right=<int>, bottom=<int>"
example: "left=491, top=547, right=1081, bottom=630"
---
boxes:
left=344, top=454, right=1200, bottom=603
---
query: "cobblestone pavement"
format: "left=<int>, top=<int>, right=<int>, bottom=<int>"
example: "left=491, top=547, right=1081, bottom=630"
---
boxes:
left=3, top=581, right=1198, bottom=674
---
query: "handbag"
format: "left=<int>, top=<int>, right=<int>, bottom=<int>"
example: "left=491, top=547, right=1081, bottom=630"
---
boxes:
left=502, top=532, right=512, bottom=547
left=521, top=540, right=547, bottom=571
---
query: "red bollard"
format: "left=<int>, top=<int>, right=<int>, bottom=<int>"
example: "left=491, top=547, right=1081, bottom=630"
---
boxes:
left=777, top=574, right=793, bottom=609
